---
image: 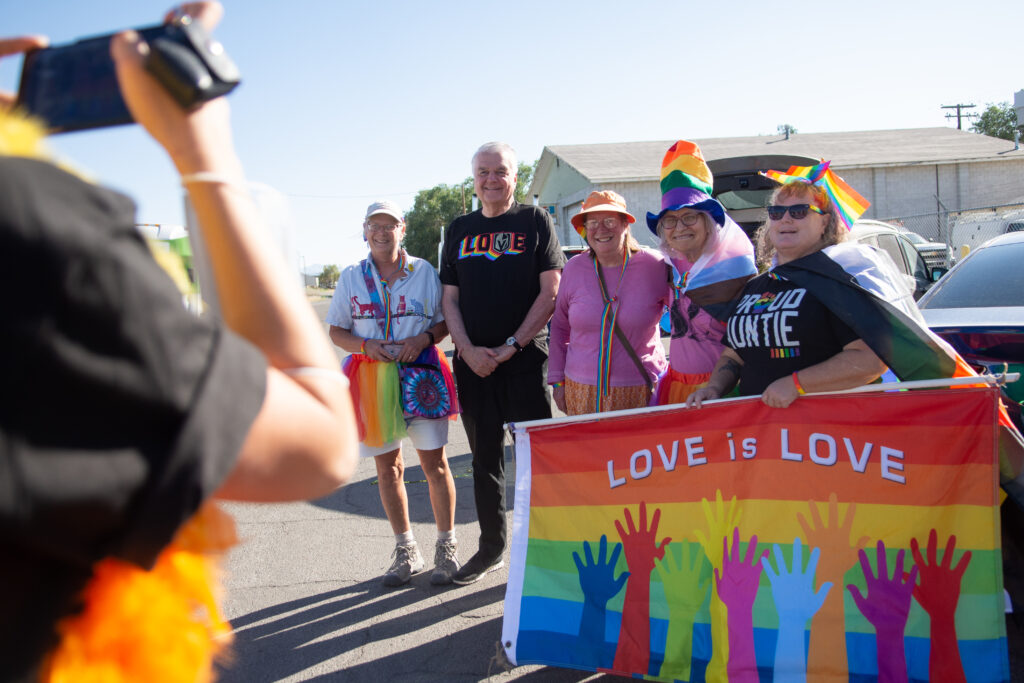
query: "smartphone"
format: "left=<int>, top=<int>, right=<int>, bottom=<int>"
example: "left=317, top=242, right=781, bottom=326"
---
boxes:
left=17, top=18, right=240, bottom=134
left=17, top=25, right=170, bottom=133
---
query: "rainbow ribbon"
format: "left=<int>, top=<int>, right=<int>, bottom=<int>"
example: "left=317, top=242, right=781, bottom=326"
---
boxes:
left=760, top=160, right=870, bottom=230
left=593, top=249, right=630, bottom=412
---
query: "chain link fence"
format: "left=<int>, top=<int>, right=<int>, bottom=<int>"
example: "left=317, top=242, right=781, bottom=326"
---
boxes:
left=878, top=203, right=1024, bottom=269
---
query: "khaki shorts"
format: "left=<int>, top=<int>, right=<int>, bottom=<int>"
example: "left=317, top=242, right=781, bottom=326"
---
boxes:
left=359, top=417, right=449, bottom=458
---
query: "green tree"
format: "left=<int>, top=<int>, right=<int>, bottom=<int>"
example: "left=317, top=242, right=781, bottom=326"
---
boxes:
left=514, top=160, right=537, bottom=203
left=777, top=123, right=798, bottom=136
left=971, top=102, right=1019, bottom=140
left=404, top=158, right=539, bottom=268
left=319, top=263, right=340, bottom=289
left=404, top=179, right=474, bottom=268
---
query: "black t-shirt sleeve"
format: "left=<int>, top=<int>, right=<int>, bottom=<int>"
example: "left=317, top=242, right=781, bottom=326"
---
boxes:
left=0, top=156, right=266, bottom=568
left=0, top=157, right=266, bottom=680
left=438, top=216, right=461, bottom=287
left=533, top=207, right=565, bottom=273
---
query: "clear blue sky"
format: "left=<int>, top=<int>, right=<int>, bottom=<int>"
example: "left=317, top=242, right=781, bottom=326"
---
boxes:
left=4, top=1, right=1021, bottom=272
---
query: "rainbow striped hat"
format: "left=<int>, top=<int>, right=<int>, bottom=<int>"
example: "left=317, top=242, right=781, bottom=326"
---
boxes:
left=760, top=160, right=870, bottom=230
left=645, top=140, right=726, bottom=234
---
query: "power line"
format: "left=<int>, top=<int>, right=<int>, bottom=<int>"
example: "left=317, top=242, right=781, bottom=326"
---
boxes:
left=941, top=103, right=978, bottom=130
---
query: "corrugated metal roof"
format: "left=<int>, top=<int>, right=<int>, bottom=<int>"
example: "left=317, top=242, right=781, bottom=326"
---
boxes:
left=546, top=128, right=1024, bottom=182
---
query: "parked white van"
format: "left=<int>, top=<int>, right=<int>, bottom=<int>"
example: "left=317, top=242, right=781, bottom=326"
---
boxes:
left=950, top=208, right=1024, bottom=252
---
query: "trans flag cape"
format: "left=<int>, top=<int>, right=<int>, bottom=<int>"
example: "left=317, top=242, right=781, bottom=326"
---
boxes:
left=502, top=387, right=1010, bottom=681
left=668, top=215, right=757, bottom=324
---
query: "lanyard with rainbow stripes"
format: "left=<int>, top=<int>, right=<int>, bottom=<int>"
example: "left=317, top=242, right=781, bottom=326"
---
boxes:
left=593, top=250, right=630, bottom=412
left=360, top=254, right=405, bottom=342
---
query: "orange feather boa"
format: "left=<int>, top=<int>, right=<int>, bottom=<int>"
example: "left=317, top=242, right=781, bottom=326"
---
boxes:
left=42, top=503, right=237, bottom=683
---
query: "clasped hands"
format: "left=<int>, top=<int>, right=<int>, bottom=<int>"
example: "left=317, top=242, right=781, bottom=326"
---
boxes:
left=460, top=342, right=517, bottom=377
left=363, top=333, right=430, bottom=364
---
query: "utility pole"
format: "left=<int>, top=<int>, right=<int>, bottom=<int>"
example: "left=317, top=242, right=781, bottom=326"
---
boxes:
left=941, top=103, right=977, bottom=130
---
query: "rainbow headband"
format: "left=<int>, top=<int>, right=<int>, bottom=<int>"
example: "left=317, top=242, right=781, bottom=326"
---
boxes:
left=760, top=160, right=869, bottom=230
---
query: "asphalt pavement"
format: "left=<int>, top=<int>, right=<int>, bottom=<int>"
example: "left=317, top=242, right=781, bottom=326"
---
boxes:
left=215, top=300, right=628, bottom=682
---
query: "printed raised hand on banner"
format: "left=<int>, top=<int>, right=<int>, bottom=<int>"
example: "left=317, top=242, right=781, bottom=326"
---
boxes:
left=761, top=537, right=831, bottom=682
left=571, top=535, right=629, bottom=668
left=797, top=493, right=868, bottom=678
left=910, top=529, right=971, bottom=683
left=715, top=528, right=767, bottom=683
left=655, top=541, right=710, bottom=681
left=611, top=501, right=670, bottom=676
left=848, top=540, right=918, bottom=683
left=694, top=489, right=741, bottom=680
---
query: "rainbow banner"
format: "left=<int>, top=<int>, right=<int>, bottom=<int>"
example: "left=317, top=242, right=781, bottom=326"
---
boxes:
left=502, top=387, right=1009, bottom=681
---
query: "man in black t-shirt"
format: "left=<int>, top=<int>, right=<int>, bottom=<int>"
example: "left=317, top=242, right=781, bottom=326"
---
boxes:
left=439, top=141, right=563, bottom=584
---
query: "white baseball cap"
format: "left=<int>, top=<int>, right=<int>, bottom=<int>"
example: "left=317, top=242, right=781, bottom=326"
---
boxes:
left=365, top=200, right=404, bottom=223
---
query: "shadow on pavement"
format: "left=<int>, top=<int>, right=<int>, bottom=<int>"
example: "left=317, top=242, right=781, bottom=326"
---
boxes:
left=219, top=580, right=507, bottom=682
left=311, top=450, right=518, bottom=528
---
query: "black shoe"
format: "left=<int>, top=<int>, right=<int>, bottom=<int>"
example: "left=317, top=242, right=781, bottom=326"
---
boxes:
left=451, top=551, right=504, bottom=585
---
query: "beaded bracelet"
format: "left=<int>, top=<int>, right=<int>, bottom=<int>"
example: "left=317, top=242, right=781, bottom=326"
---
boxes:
left=550, top=381, right=564, bottom=388
left=792, top=371, right=807, bottom=395
left=360, top=338, right=368, bottom=354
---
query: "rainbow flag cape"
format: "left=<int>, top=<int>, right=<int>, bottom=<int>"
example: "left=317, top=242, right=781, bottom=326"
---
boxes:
left=502, top=387, right=1010, bottom=681
left=760, top=160, right=870, bottom=230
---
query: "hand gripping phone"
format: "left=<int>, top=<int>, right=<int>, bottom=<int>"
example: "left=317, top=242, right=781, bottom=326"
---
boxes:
left=16, top=15, right=240, bottom=133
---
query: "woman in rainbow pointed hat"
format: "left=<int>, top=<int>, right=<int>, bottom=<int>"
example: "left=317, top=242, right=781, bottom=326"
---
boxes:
left=548, top=190, right=670, bottom=415
left=646, top=140, right=758, bottom=404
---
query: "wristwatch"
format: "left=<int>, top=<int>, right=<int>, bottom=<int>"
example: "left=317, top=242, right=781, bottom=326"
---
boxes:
left=505, top=336, right=524, bottom=352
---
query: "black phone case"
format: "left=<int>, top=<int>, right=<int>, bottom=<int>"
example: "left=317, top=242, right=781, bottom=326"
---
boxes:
left=16, top=17, right=240, bottom=133
left=144, top=17, right=240, bottom=109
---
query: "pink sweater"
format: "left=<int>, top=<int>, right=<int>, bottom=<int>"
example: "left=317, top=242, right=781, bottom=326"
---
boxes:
left=548, top=249, right=671, bottom=387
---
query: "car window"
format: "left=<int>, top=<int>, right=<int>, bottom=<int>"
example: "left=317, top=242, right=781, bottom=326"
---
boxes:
left=920, top=242, right=1024, bottom=308
left=875, top=234, right=909, bottom=275
left=898, top=235, right=929, bottom=282
left=904, top=232, right=926, bottom=245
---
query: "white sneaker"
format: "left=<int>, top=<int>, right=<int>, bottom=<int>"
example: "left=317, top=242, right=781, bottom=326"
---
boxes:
left=382, top=543, right=425, bottom=587
left=430, top=539, right=460, bottom=585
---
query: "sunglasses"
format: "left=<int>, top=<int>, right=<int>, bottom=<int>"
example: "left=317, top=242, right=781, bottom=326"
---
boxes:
left=766, top=204, right=826, bottom=220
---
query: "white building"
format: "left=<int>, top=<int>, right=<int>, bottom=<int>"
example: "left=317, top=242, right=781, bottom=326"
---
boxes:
left=528, top=128, right=1024, bottom=248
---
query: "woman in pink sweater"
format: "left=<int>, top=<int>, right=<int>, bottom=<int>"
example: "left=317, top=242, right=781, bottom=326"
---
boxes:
left=548, top=191, right=670, bottom=415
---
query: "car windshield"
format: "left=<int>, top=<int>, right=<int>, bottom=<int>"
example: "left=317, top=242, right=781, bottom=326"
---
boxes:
left=903, top=232, right=926, bottom=245
left=920, top=241, right=1024, bottom=309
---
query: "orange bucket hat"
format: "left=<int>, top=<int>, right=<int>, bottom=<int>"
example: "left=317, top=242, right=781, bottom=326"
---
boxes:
left=570, top=190, right=636, bottom=236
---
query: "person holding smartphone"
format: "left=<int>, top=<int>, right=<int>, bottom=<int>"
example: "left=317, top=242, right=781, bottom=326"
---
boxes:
left=0, top=3, right=358, bottom=681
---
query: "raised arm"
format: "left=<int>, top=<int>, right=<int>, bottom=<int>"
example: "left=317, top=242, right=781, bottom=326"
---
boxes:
left=111, top=5, right=357, bottom=501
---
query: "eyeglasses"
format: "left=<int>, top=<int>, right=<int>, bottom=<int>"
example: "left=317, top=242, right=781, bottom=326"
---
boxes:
left=660, top=214, right=703, bottom=230
left=583, top=217, right=623, bottom=230
left=766, top=204, right=826, bottom=220
left=366, top=222, right=400, bottom=233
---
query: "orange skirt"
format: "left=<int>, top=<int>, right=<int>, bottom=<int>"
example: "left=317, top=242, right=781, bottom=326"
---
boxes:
left=654, top=366, right=711, bottom=406
left=564, top=377, right=652, bottom=416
